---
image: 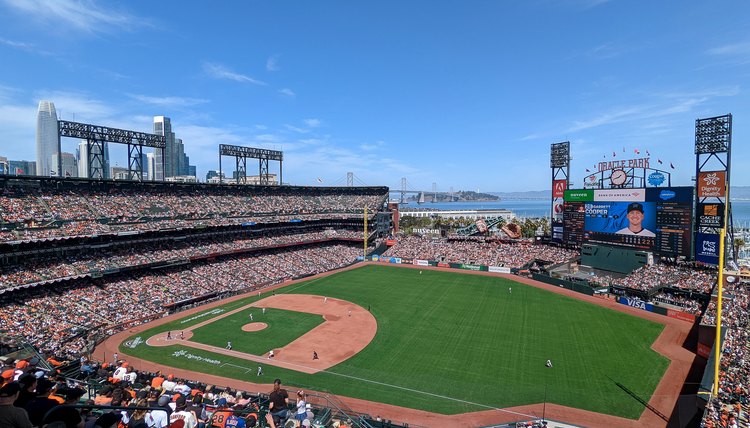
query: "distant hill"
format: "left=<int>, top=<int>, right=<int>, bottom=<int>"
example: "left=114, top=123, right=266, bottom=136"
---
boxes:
left=490, top=186, right=750, bottom=200
left=731, top=186, right=750, bottom=200
left=489, top=190, right=549, bottom=200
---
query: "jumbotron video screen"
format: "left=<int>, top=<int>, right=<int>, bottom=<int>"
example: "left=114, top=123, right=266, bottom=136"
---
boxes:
left=563, top=187, right=693, bottom=257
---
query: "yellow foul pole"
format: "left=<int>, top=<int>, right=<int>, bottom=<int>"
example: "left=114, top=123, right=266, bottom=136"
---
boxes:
left=712, top=185, right=729, bottom=396
left=364, top=206, right=368, bottom=259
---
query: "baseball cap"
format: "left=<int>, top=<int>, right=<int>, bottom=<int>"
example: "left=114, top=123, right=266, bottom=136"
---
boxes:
left=273, top=378, right=281, bottom=385
left=157, top=395, right=171, bottom=407
left=95, top=412, right=122, bottom=428
left=627, top=202, right=644, bottom=213
left=1, top=369, right=13, bottom=380
left=0, top=382, right=20, bottom=397
left=15, top=360, right=29, bottom=369
left=175, top=395, right=187, bottom=409
left=217, top=397, right=228, bottom=406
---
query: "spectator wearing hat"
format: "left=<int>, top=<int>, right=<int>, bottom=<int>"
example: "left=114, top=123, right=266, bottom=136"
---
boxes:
left=94, top=412, right=122, bottom=428
left=2, top=369, right=14, bottom=385
left=169, top=396, right=197, bottom=428
left=43, top=386, right=85, bottom=428
left=161, top=375, right=176, bottom=393
left=13, top=373, right=37, bottom=409
left=24, top=378, right=58, bottom=426
left=0, top=382, right=32, bottom=428
left=617, top=203, right=655, bottom=237
left=13, top=360, right=29, bottom=381
left=209, top=398, right=231, bottom=428
left=145, top=395, right=171, bottom=428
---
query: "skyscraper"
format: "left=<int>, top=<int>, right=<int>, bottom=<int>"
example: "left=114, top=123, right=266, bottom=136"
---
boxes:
left=51, top=152, right=78, bottom=178
left=153, top=116, right=175, bottom=179
left=36, top=100, right=58, bottom=177
left=77, top=140, right=111, bottom=179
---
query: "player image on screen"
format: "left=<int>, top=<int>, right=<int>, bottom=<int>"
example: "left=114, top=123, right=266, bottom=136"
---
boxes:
left=616, top=203, right=656, bottom=237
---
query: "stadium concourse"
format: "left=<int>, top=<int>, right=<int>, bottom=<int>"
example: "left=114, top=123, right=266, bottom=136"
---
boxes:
left=0, top=176, right=745, bottom=427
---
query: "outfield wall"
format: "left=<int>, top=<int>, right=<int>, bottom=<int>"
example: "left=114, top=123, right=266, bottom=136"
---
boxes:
left=369, top=255, right=512, bottom=274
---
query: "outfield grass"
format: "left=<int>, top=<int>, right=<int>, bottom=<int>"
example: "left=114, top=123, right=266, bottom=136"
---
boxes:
left=121, top=264, right=669, bottom=419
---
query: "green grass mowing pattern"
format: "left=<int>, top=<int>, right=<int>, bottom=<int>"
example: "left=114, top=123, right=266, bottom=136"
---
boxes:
left=121, top=265, right=669, bottom=419
left=189, top=308, right=323, bottom=355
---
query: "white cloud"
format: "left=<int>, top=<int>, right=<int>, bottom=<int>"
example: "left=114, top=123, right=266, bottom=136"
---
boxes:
left=707, top=41, right=750, bottom=56
left=127, top=94, right=209, bottom=107
left=359, top=140, right=385, bottom=151
left=284, top=124, right=309, bottom=134
left=0, top=37, right=33, bottom=49
left=203, top=62, right=267, bottom=86
left=266, top=55, right=280, bottom=71
left=1, top=0, right=142, bottom=33
left=303, top=118, right=321, bottom=128
left=34, top=90, right=116, bottom=122
left=278, top=88, right=295, bottom=98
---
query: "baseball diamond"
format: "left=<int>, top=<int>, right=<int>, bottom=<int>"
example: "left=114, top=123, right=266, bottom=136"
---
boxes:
left=100, top=263, right=692, bottom=427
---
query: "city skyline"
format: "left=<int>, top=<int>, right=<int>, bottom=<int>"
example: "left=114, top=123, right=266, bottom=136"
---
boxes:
left=1, top=1, right=749, bottom=191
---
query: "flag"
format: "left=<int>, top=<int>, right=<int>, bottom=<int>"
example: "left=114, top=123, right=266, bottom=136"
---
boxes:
left=646, top=149, right=650, bottom=156
left=317, top=177, right=323, bottom=183
left=658, top=159, right=663, bottom=164
left=612, top=151, right=616, bottom=157
left=670, top=162, right=675, bottom=169
left=634, top=148, right=640, bottom=154
left=623, top=147, right=625, bottom=153
left=585, top=168, right=590, bottom=172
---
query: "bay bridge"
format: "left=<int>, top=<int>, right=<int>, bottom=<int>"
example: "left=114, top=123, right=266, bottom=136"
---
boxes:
left=326, top=173, right=468, bottom=204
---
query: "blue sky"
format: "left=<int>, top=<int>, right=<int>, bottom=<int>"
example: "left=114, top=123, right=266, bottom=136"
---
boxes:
left=0, top=0, right=748, bottom=192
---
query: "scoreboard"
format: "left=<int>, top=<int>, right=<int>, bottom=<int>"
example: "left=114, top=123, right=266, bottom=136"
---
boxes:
left=563, top=187, right=693, bottom=257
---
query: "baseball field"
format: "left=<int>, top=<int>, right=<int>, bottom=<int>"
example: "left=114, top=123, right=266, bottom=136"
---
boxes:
left=113, top=264, right=676, bottom=423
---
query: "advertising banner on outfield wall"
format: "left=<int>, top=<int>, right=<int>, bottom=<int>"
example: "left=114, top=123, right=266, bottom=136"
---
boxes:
left=371, top=255, right=379, bottom=262
left=697, top=342, right=712, bottom=359
left=437, top=262, right=450, bottom=268
left=667, top=309, right=696, bottom=323
left=449, top=263, right=487, bottom=271
left=618, top=296, right=654, bottom=312
left=414, top=259, right=429, bottom=266
left=489, top=266, right=511, bottom=274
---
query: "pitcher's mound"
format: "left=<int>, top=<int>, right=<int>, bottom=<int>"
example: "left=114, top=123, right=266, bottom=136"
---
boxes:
left=241, top=322, right=268, bottom=332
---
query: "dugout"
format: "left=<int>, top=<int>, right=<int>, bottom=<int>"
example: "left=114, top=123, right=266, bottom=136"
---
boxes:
left=580, top=244, right=651, bottom=274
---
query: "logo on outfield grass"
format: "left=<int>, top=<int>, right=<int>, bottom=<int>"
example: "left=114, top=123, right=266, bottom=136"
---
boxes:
left=180, top=308, right=225, bottom=324
left=124, top=337, right=143, bottom=349
left=172, top=350, right=221, bottom=365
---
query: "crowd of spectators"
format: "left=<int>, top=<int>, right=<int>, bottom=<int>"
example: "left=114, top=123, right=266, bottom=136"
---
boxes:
left=0, top=184, right=387, bottom=242
left=651, top=292, right=703, bottom=315
left=382, top=235, right=578, bottom=268
left=1, top=354, right=333, bottom=428
left=0, top=228, right=365, bottom=289
left=701, top=278, right=749, bottom=427
left=589, top=263, right=717, bottom=294
left=0, top=243, right=365, bottom=359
